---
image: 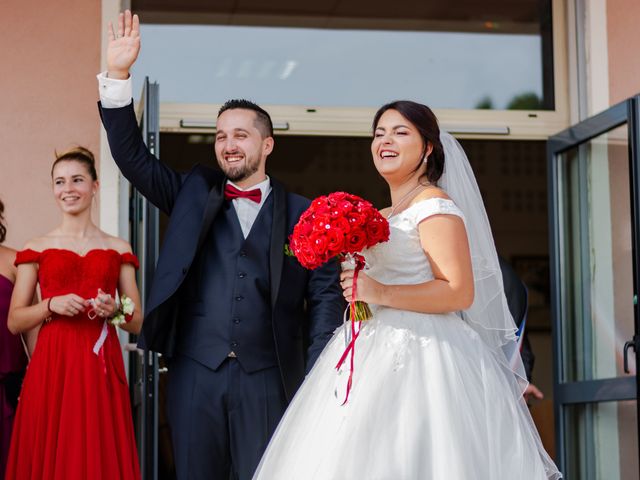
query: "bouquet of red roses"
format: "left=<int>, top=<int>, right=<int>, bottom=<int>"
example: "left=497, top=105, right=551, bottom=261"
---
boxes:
left=288, top=191, right=390, bottom=321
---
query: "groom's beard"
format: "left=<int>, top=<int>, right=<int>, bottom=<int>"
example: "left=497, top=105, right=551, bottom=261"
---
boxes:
left=218, top=153, right=260, bottom=182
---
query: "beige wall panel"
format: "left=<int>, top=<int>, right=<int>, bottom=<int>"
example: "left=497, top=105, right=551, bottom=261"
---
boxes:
left=0, top=0, right=101, bottom=249
left=607, top=0, right=640, bottom=104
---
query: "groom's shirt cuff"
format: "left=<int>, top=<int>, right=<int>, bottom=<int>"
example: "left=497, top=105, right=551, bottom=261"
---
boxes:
left=97, top=71, right=133, bottom=108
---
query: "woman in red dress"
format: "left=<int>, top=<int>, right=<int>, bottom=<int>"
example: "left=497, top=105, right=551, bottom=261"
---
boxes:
left=5, top=147, right=142, bottom=479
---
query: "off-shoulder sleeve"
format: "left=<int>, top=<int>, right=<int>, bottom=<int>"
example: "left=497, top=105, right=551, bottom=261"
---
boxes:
left=14, top=249, right=40, bottom=266
left=411, top=198, right=465, bottom=224
left=120, top=252, right=140, bottom=269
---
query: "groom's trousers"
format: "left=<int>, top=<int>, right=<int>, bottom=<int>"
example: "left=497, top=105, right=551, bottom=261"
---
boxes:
left=166, top=354, right=287, bottom=480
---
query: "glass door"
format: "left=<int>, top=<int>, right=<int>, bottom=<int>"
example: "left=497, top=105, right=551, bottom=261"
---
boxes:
left=548, top=97, right=640, bottom=479
left=129, top=77, right=161, bottom=480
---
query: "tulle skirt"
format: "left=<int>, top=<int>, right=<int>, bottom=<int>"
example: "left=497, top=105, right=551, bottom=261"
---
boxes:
left=253, top=307, right=562, bottom=480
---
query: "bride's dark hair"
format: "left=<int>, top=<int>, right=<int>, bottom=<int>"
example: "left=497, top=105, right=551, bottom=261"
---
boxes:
left=372, top=101, right=445, bottom=184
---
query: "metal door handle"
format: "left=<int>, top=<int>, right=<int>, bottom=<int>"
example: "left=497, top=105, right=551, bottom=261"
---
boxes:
left=624, top=339, right=636, bottom=374
left=124, top=342, right=143, bottom=355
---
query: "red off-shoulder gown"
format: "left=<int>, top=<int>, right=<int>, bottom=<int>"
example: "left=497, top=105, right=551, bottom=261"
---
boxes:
left=5, top=249, right=141, bottom=480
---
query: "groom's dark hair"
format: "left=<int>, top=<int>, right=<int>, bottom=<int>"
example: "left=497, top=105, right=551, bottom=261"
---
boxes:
left=218, top=99, right=274, bottom=139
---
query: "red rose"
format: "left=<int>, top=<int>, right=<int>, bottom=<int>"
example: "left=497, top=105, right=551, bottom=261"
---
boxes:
left=347, top=212, right=367, bottom=228
left=298, top=221, right=313, bottom=237
left=337, top=200, right=354, bottom=214
left=311, top=196, right=328, bottom=210
left=345, top=228, right=367, bottom=253
left=366, top=217, right=390, bottom=246
left=331, top=216, right=350, bottom=234
left=356, top=200, right=373, bottom=211
left=331, top=192, right=349, bottom=202
left=309, top=232, right=329, bottom=255
left=325, top=227, right=345, bottom=254
left=329, top=206, right=343, bottom=218
left=297, top=241, right=321, bottom=269
left=312, top=214, right=332, bottom=233
left=289, top=234, right=305, bottom=253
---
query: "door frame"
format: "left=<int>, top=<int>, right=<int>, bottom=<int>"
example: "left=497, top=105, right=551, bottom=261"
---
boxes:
left=130, top=77, right=162, bottom=480
left=547, top=95, right=640, bottom=476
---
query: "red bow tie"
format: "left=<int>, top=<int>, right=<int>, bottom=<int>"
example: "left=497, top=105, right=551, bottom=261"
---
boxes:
left=224, top=184, right=262, bottom=204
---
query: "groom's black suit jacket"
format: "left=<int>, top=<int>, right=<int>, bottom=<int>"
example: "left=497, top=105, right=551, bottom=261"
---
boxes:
left=98, top=102, right=343, bottom=399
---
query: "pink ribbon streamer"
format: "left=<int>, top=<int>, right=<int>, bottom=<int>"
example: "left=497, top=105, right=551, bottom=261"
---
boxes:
left=92, top=320, right=108, bottom=355
left=92, top=320, right=109, bottom=375
left=335, top=253, right=365, bottom=405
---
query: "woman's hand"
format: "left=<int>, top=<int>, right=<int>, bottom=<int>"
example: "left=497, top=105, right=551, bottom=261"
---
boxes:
left=340, top=269, right=384, bottom=304
left=88, top=289, right=118, bottom=318
left=49, top=294, right=87, bottom=317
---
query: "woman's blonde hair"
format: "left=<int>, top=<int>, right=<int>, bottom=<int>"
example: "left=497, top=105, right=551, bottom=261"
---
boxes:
left=51, top=146, right=97, bottom=181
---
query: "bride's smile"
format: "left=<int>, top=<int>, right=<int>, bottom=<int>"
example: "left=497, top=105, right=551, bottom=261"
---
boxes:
left=371, top=110, right=428, bottom=173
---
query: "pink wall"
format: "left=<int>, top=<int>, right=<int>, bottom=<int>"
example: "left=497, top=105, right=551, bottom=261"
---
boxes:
left=0, top=0, right=102, bottom=249
left=607, top=0, right=640, bottom=104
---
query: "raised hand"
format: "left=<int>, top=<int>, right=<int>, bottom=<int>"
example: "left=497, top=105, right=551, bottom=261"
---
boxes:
left=107, top=9, right=141, bottom=80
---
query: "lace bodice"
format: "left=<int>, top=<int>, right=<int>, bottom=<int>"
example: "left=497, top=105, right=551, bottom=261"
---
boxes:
left=363, top=198, right=464, bottom=286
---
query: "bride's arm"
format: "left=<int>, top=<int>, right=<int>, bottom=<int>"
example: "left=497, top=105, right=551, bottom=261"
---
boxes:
left=341, top=214, right=474, bottom=314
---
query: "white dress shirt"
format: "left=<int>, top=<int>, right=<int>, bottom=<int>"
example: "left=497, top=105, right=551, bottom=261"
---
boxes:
left=97, top=71, right=133, bottom=108
left=225, top=178, right=272, bottom=238
left=97, top=71, right=272, bottom=238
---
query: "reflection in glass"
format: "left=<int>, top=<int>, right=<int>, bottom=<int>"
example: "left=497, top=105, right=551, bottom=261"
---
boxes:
left=131, top=18, right=551, bottom=110
left=566, top=401, right=638, bottom=480
left=557, top=125, right=634, bottom=383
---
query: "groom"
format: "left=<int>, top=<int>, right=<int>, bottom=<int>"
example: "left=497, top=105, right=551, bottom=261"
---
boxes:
left=97, top=10, right=343, bottom=480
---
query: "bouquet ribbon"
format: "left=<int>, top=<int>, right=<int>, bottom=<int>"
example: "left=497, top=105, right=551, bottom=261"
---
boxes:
left=335, top=253, right=366, bottom=405
left=88, top=299, right=109, bottom=374
left=92, top=320, right=109, bottom=375
left=92, top=320, right=108, bottom=356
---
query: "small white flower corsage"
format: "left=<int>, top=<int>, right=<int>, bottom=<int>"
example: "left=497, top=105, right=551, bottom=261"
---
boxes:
left=109, top=294, right=135, bottom=326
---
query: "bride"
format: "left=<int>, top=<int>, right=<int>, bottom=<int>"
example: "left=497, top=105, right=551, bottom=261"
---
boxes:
left=252, top=101, right=562, bottom=479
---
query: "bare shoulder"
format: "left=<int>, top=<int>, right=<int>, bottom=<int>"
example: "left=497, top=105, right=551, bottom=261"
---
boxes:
left=0, top=244, right=17, bottom=257
left=23, top=235, right=51, bottom=252
left=0, top=245, right=17, bottom=270
left=411, top=186, right=451, bottom=205
left=105, top=235, right=133, bottom=255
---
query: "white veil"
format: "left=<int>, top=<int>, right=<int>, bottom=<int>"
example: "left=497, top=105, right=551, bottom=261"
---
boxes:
left=438, top=132, right=562, bottom=480
left=439, top=132, right=562, bottom=479
left=438, top=132, right=528, bottom=388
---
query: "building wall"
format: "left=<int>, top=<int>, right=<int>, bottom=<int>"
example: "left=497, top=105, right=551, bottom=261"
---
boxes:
left=607, top=0, right=640, bottom=104
left=607, top=0, right=640, bottom=476
left=0, top=0, right=102, bottom=249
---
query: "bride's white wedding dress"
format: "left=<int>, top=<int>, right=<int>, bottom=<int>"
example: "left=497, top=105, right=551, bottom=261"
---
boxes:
left=253, top=197, right=561, bottom=480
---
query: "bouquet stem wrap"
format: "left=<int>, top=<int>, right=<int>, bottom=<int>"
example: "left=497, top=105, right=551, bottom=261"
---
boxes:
left=334, top=253, right=371, bottom=404
left=341, top=253, right=372, bottom=322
